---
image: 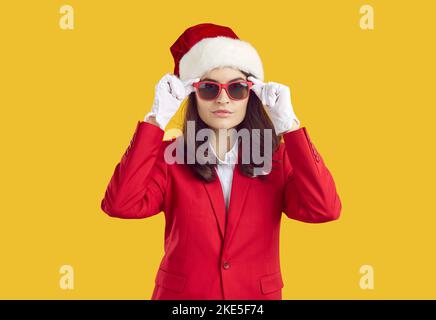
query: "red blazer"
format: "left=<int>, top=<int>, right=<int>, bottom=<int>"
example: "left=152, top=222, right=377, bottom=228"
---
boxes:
left=101, top=121, right=342, bottom=300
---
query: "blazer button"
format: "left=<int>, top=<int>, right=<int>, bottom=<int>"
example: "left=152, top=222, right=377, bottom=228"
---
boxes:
left=223, top=262, right=231, bottom=270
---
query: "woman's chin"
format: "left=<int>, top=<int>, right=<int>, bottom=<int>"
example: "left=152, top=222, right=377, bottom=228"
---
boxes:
left=205, top=118, right=241, bottom=130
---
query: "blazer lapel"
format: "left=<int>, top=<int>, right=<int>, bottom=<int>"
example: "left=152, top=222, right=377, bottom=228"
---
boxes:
left=224, top=161, right=252, bottom=249
left=202, top=172, right=226, bottom=241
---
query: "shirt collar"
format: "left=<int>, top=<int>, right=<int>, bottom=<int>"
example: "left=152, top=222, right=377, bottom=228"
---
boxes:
left=208, top=139, right=238, bottom=165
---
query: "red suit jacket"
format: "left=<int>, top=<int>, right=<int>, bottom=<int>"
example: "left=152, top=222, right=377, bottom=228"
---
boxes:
left=101, top=121, right=342, bottom=300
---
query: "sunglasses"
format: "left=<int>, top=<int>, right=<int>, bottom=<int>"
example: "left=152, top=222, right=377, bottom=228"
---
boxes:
left=193, top=80, right=254, bottom=100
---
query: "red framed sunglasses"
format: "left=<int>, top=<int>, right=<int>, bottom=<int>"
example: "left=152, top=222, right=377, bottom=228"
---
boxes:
left=193, top=80, right=254, bottom=100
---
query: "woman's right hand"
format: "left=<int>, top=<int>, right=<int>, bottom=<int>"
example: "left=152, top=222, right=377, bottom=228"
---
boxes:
left=144, top=73, right=199, bottom=130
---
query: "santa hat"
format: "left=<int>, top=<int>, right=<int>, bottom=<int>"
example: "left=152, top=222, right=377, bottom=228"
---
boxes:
left=170, top=23, right=264, bottom=81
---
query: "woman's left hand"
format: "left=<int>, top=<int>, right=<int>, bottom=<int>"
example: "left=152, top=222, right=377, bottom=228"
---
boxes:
left=248, top=76, right=300, bottom=134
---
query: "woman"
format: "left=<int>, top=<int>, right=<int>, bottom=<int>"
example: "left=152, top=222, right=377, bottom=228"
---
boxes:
left=101, top=23, right=342, bottom=300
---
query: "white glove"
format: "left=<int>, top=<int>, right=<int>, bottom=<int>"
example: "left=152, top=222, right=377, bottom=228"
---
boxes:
left=144, top=73, right=200, bottom=130
left=248, top=76, right=300, bottom=135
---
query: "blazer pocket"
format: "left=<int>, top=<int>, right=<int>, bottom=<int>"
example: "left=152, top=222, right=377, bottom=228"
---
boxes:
left=259, top=272, right=284, bottom=295
left=155, top=268, right=186, bottom=293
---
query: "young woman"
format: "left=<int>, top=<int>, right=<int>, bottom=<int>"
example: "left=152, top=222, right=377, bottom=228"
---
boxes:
left=101, top=23, right=342, bottom=300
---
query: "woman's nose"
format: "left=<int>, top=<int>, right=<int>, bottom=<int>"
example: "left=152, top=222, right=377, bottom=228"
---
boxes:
left=216, top=88, right=230, bottom=103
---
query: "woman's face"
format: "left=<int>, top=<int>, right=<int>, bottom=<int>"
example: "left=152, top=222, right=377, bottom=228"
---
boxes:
left=195, top=67, right=249, bottom=130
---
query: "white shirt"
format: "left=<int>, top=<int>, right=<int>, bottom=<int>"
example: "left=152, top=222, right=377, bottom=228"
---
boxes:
left=208, top=140, right=239, bottom=212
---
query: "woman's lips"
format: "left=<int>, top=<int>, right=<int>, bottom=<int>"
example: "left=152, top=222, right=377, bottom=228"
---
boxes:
left=212, top=110, right=233, bottom=118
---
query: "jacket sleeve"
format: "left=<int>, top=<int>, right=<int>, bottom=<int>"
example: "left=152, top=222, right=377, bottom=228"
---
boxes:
left=281, top=127, right=342, bottom=223
left=101, top=121, right=168, bottom=219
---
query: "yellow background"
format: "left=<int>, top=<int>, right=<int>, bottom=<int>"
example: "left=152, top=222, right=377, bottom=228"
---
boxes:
left=1, top=0, right=435, bottom=299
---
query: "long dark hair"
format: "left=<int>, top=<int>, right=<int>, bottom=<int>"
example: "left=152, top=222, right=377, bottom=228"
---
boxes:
left=181, top=71, right=282, bottom=183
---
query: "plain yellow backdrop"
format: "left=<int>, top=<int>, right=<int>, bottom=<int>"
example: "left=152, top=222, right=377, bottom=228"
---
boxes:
left=0, top=0, right=435, bottom=299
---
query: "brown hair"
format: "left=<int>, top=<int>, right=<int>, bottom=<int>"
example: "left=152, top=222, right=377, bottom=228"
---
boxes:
left=181, top=71, right=282, bottom=183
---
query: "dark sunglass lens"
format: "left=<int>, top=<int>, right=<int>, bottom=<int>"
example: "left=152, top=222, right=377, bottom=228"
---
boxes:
left=228, top=82, right=249, bottom=99
left=198, top=83, right=219, bottom=99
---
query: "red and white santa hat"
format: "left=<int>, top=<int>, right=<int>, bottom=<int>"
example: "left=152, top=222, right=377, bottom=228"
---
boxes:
left=170, top=23, right=264, bottom=81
